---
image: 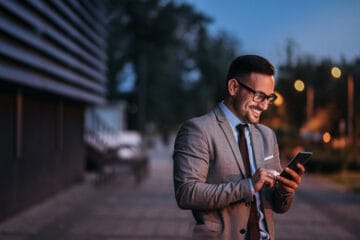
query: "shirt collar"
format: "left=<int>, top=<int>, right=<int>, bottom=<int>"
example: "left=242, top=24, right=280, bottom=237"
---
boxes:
left=219, top=101, right=245, bottom=130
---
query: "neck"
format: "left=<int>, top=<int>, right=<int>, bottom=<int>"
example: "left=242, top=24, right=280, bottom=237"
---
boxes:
left=223, top=98, right=247, bottom=123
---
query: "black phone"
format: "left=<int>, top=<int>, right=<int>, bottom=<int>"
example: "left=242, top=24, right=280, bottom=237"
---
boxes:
left=280, top=151, right=313, bottom=179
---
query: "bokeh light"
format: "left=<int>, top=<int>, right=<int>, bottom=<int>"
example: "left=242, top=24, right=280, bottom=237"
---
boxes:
left=294, top=79, right=305, bottom=92
left=274, top=91, right=283, bottom=106
left=331, top=67, right=342, bottom=79
left=322, top=132, right=332, bottom=143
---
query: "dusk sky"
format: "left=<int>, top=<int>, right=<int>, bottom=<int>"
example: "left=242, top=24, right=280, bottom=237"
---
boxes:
left=182, top=0, right=360, bottom=67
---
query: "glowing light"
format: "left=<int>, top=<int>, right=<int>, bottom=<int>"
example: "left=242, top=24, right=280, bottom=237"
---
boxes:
left=294, top=79, right=305, bottom=92
left=274, top=91, right=283, bottom=106
left=322, top=132, right=331, bottom=143
left=331, top=67, right=341, bottom=79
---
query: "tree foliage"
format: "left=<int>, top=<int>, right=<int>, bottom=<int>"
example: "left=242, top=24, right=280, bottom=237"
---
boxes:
left=105, top=0, right=239, bottom=132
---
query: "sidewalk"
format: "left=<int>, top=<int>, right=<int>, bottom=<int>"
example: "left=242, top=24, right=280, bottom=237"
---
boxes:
left=0, top=138, right=359, bottom=239
left=275, top=174, right=360, bottom=240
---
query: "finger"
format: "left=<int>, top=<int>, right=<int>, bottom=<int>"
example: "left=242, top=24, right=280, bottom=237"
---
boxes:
left=278, top=183, right=296, bottom=193
left=296, top=163, right=306, bottom=175
left=266, top=178, right=276, bottom=188
left=277, top=175, right=299, bottom=187
left=252, top=169, right=272, bottom=191
left=282, top=167, right=302, bottom=184
left=264, top=171, right=276, bottom=188
left=277, top=175, right=300, bottom=190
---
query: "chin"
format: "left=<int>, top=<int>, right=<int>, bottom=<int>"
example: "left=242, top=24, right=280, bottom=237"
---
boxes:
left=248, top=116, right=261, bottom=124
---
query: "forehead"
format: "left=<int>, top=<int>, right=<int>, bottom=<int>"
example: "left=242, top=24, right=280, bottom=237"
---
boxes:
left=246, top=73, right=275, bottom=93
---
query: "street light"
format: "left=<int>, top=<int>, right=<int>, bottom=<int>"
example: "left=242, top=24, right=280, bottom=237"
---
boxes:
left=331, top=66, right=355, bottom=144
left=294, top=79, right=305, bottom=92
left=331, top=67, right=341, bottom=79
left=294, top=79, right=314, bottom=122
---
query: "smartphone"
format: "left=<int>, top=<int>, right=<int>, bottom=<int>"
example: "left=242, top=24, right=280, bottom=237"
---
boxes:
left=280, top=151, right=313, bottom=179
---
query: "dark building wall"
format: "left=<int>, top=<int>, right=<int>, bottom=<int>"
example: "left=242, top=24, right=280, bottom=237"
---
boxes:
left=0, top=86, right=87, bottom=221
left=0, top=86, right=17, bottom=220
left=0, top=1, right=106, bottom=221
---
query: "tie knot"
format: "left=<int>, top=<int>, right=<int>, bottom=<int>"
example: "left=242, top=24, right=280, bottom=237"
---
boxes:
left=236, top=124, right=247, bottom=133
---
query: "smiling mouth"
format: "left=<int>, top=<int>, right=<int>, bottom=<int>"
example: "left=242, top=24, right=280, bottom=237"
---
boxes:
left=251, top=107, right=261, bottom=117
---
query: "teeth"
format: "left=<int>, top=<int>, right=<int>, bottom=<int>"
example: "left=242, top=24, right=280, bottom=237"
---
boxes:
left=251, top=108, right=262, bottom=118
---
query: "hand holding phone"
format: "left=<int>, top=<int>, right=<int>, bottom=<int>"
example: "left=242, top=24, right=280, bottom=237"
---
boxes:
left=280, top=151, right=312, bottom=179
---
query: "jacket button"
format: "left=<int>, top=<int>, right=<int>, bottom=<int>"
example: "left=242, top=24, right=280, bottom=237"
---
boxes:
left=240, top=229, right=246, bottom=234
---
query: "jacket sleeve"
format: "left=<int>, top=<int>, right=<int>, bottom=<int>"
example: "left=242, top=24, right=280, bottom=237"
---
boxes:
left=268, top=130, right=295, bottom=213
left=173, top=119, right=253, bottom=210
left=271, top=183, right=295, bottom=213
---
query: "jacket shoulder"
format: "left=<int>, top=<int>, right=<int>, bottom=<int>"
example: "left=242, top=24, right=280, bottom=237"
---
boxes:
left=182, top=109, right=219, bottom=128
left=253, top=123, right=273, bottom=133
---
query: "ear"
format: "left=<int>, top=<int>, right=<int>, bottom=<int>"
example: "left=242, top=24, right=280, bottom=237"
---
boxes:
left=227, top=78, right=239, bottom=97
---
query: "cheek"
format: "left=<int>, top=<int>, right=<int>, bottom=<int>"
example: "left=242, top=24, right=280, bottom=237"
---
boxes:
left=234, top=95, right=249, bottom=113
left=237, top=94, right=251, bottom=109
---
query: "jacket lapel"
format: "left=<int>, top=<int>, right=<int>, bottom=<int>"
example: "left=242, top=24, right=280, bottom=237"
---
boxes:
left=249, top=124, right=265, bottom=169
left=213, top=105, right=247, bottom=177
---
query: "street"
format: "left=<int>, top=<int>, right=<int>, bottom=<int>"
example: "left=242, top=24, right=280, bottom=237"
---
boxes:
left=0, top=137, right=359, bottom=240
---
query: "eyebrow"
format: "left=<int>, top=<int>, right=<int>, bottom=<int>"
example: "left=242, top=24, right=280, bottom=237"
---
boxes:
left=236, top=79, right=275, bottom=97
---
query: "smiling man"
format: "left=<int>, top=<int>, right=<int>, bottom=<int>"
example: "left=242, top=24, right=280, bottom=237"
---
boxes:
left=173, top=55, right=305, bottom=240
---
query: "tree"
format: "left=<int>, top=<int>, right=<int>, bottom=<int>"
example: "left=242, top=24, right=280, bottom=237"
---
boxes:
left=105, top=0, right=239, bottom=132
left=193, top=30, right=239, bottom=110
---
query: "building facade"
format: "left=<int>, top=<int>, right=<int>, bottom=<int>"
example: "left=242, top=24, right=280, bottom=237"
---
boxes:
left=0, top=0, right=107, bottom=221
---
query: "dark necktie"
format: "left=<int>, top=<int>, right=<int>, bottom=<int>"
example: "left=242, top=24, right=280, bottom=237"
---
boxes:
left=236, top=124, right=260, bottom=240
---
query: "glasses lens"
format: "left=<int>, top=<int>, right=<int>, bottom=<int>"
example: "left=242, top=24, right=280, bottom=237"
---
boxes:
left=253, top=93, right=265, bottom=102
left=268, top=94, right=277, bottom=104
left=254, top=93, right=277, bottom=104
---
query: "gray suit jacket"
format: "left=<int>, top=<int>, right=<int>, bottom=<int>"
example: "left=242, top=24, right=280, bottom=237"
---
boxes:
left=173, top=104, right=295, bottom=240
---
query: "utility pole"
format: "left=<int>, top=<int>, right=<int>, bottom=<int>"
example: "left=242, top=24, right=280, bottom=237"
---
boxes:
left=347, top=74, right=354, bottom=144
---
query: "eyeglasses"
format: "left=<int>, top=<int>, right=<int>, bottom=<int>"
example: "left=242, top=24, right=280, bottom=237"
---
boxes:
left=235, top=79, right=278, bottom=104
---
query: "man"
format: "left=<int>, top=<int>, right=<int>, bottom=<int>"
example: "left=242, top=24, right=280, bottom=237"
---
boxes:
left=173, top=55, right=305, bottom=240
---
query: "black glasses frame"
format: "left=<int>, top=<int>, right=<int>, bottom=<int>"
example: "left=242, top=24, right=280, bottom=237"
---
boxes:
left=235, top=79, right=278, bottom=104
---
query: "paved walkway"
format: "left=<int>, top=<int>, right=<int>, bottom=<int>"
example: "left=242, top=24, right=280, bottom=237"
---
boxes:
left=275, top=174, right=360, bottom=240
left=0, top=137, right=359, bottom=240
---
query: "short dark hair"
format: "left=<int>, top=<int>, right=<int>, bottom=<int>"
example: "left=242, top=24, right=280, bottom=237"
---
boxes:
left=226, top=55, right=275, bottom=81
